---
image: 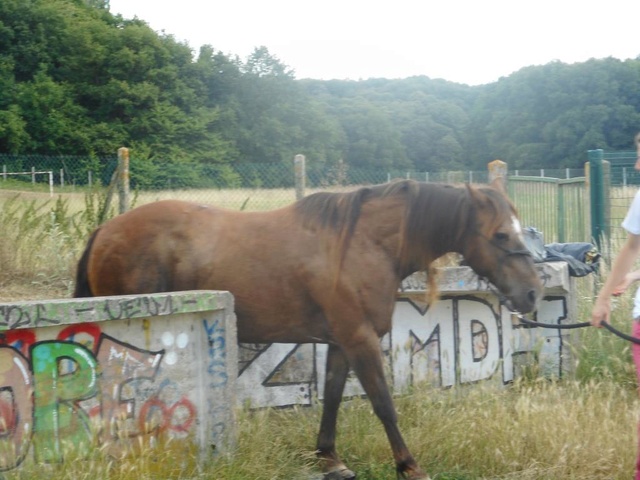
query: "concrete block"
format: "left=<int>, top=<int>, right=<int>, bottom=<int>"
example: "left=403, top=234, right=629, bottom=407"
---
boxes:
left=0, top=290, right=237, bottom=472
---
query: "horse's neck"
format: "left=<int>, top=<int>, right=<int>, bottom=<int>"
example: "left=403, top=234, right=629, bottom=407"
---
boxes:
left=358, top=198, right=412, bottom=272
left=436, top=192, right=470, bottom=255
left=401, top=186, right=469, bottom=275
left=358, top=187, right=470, bottom=278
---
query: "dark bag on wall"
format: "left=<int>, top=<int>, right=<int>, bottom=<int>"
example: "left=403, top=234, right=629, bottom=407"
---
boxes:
left=523, top=227, right=546, bottom=263
left=544, top=242, right=601, bottom=277
left=522, top=227, right=600, bottom=277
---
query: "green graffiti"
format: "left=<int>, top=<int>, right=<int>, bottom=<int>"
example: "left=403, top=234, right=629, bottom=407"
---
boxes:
left=31, top=341, right=99, bottom=463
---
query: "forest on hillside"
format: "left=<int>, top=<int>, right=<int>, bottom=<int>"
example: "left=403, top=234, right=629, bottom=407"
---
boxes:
left=1, top=0, right=640, bottom=186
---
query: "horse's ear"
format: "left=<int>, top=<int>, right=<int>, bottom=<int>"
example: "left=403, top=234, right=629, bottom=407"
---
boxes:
left=465, top=183, right=484, bottom=204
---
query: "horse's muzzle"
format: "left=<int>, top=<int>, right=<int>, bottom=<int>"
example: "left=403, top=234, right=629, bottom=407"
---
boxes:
left=508, top=286, right=542, bottom=314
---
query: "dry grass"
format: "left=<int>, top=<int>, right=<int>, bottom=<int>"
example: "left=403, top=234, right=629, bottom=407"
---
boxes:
left=3, top=380, right=637, bottom=480
left=0, top=195, right=80, bottom=299
left=0, top=184, right=352, bottom=213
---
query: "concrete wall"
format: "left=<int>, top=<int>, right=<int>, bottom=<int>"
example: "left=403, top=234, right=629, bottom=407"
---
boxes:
left=0, top=291, right=237, bottom=472
left=237, top=262, right=576, bottom=408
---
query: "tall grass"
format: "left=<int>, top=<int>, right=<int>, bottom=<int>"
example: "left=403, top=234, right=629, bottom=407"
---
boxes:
left=0, top=196, right=76, bottom=297
left=2, top=192, right=640, bottom=479
left=4, top=380, right=637, bottom=480
left=0, top=190, right=115, bottom=300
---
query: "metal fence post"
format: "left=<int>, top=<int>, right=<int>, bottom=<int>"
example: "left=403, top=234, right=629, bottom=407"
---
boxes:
left=117, top=147, right=130, bottom=213
left=557, top=179, right=565, bottom=243
left=587, top=149, right=607, bottom=250
left=294, top=154, right=305, bottom=200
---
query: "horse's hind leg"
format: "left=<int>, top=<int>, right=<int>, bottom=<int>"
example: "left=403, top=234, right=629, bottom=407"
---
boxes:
left=316, top=344, right=356, bottom=479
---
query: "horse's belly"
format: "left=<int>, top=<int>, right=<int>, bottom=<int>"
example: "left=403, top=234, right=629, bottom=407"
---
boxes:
left=235, top=311, right=329, bottom=344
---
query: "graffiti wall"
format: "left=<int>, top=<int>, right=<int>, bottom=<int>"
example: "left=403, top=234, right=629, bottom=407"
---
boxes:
left=0, top=262, right=576, bottom=472
left=0, top=291, right=237, bottom=472
left=237, top=262, right=576, bottom=408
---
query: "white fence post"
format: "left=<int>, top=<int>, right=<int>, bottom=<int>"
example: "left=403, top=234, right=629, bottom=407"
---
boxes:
left=488, top=159, right=508, bottom=189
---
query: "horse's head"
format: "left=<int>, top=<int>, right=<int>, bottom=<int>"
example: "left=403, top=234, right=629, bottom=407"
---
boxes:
left=461, top=180, right=542, bottom=313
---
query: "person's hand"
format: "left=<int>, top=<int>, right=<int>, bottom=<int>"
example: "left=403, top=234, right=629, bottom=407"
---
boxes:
left=591, top=297, right=611, bottom=328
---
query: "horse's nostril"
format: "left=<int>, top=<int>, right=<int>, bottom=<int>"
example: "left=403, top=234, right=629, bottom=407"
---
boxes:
left=528, top=289, right=539, bottom=305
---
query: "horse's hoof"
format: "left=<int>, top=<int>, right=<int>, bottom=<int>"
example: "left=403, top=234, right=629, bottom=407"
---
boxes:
left=397, top=469, right=430, bottom=480
left=323, top=467, right=356, bottom=479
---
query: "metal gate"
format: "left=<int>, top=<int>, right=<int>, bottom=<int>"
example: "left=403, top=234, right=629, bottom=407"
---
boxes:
left=508, top=175, right=587, bottom=244
left=588, top=148, right=639, bottom=252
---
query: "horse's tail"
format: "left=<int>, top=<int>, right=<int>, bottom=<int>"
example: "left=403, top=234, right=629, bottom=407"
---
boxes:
left=73, top=228, right=101, bottom=298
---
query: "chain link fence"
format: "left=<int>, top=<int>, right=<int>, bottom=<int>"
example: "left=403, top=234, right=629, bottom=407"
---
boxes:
left=0, top=153, right=589, bottom=210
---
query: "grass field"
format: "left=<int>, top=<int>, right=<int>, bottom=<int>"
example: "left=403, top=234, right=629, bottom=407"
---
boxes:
left=3, top=376, right=638, bottom=479
left=0, top=181, right=358, bottom=213
left=2, top=185, right=640, bottom=479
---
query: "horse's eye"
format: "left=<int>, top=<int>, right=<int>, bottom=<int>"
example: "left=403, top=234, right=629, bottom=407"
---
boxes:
left=494, top=232, right=509, bottom=242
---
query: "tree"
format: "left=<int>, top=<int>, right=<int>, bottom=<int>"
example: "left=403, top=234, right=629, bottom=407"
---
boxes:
left=335, top=98, right=409, bottom=170
left=232, top=47, right=343, bottom=166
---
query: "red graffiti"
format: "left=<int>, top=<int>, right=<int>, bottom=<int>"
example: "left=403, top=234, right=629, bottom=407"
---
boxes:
left=0, top=330, right=36, bottom=357
left=139, top=397, right=169, bottom=433
left=138, top=396, right=197, bottom=435
left=168, top=397, right=197, bottom=433
left=0, top=324, right=102, bottom=358
left=56, top=323, right=102, bottom=353
left=0, top=395, right=17, bottom=435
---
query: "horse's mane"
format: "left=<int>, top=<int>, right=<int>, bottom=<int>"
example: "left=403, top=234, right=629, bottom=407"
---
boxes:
left=295, top=180, right=514, bottom=299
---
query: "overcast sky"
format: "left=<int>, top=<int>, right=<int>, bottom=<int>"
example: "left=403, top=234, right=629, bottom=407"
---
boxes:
left=108, top=0, right=640, bottom=86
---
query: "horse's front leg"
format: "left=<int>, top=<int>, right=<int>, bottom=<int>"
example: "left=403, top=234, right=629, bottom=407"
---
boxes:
left=346, top=334, right=430, bottom=480
left=317, top=343, right=356, bottom=479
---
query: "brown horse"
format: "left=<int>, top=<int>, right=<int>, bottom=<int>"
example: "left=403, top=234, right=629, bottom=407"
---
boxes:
left=74, top=179, right=542, bottom=480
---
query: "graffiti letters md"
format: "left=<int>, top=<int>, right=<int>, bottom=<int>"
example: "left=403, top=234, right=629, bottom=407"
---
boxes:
left=237, top=296, right=569, bottom=408
left=391, top=295, right=568, bottom=387
left=0, top=323, right=201, bottom=472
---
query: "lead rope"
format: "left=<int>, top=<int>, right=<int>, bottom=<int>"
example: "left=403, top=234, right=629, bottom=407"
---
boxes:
left=515, top=312, right=640, bottom=345
left=478, top=274, right=640, bottom=345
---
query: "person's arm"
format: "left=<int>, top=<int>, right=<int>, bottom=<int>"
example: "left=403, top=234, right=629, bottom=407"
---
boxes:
left=612, top=269, right=640, bottom=296
left=591, top=233, right=640, bottom=327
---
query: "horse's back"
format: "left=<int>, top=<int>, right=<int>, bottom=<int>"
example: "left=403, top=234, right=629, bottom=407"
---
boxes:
left=79, top=199, right=306, bottom=299
left=84, top=200, right=230, bottom=295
